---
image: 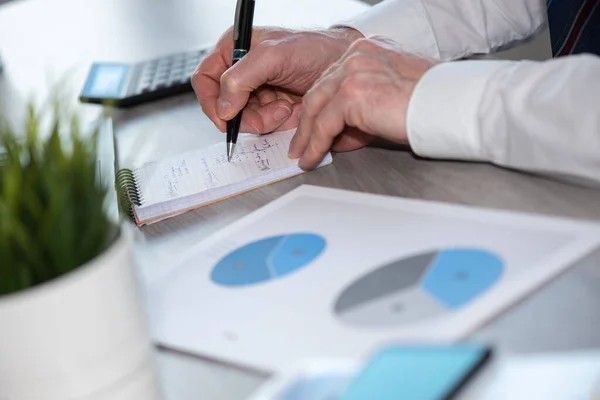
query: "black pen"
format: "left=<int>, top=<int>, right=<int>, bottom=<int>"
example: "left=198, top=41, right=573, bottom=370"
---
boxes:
left=227, top=0, right=255, bottom=161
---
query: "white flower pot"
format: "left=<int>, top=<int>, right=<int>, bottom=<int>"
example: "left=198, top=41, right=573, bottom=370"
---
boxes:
left=0, top=229, right=163, bottom=400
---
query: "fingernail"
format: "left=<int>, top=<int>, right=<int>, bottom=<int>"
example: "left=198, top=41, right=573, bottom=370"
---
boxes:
left=217, top=98, right=232, bottom=119
left=240, top=121, right=259, bottom=134
left=273, top=106, right=291, bottom=122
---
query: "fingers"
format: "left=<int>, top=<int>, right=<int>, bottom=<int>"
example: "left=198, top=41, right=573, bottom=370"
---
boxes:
left=278, top=102, right=303, bottom=132
left=192, top=50, right=231, bottom=132
left=255, top=87, right=278, bottom=105
left=191, top=27, right=241, bottom=132
left=217, top=39, right=286, bottom=121
left=289, top=48, right=380, bottom=160
left=191, top=26, right=286, bottom=132
left=298, top=96, right=347, bottom=170
left=288, top=70, right=344, bottom=159
left=290, top=70, right=378, bottom=169
left=243, top=99, right=294, bottom=134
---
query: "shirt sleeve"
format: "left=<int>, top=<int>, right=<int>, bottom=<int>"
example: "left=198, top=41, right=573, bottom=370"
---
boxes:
left=406, top=54, right=600, bottom=188
left=337, top=0, right=548, bottom=61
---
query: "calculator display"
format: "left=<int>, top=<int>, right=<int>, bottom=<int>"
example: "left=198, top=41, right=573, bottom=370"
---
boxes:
left=83, top=63, right=129, bottom=98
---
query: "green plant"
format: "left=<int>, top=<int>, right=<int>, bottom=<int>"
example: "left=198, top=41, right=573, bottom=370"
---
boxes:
left=0, top=99, right=118, bottom=296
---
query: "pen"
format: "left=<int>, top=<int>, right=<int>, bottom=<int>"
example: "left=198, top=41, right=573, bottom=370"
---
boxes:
left=227, top=0, right=256, bottom=162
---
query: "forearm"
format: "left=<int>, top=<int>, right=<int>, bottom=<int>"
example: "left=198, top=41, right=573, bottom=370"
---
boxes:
left=338, top=0, right=548, bottom=61
left=406, top=54, right=600, bottom=187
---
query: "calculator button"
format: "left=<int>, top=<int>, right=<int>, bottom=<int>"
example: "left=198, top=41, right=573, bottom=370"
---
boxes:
left=139, top=75, right=152, bottom=84
left=156, top=65, right=170, bottom=73
left=151, top=82, right=166, bottom=90
left=140, top=82, right=153, bottom=91
left=144, top=64, right=158, bottom=73
left=142, top=72, right=156, bottom=81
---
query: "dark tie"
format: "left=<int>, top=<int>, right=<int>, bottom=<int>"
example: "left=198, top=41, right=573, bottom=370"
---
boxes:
left=547, top=0, right=600, bottom=56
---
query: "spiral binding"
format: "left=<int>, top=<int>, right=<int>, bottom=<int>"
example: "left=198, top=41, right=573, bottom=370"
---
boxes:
left=115, top=168, right=145, bottom=221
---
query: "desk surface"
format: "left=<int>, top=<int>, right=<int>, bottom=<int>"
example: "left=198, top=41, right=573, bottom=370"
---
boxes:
left=2, top=0, right=600, bottom=399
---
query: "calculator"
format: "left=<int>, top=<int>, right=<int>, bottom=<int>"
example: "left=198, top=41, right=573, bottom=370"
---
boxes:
left=79, top=46, right=212, bottom=108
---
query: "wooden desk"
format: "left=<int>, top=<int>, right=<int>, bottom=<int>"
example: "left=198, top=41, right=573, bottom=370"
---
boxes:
left=2, top=0, right=600, bottom=398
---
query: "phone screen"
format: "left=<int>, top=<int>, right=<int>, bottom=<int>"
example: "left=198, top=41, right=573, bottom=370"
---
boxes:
left=338, top=344, right=492, bottom=400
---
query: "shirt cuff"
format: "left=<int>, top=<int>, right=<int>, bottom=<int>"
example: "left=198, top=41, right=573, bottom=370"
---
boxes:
left=333, top=0, right=441, bottom=60
left=406, top=60, right=511, bottom=162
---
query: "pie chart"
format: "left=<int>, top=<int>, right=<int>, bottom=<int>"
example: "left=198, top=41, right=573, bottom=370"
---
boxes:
left=210, top=233, right=327, bottom=287
left=334, top=248, right=504, bottom=327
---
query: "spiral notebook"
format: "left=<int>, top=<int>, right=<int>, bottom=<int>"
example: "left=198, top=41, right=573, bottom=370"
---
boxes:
left=116, top=129, right=332, bottom=226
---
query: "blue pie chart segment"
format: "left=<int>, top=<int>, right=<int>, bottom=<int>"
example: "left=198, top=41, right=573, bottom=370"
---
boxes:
left=269, top=234, right=327, bottom=277
left=210, top=233, right=326, bottom=287
left=333, top=247, right=504, bottom=327
left=420, top=249, right=504, bottom=309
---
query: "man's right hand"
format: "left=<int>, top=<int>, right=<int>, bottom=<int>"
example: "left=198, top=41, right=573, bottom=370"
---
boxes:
left=191, top=26, right=364, bottom=135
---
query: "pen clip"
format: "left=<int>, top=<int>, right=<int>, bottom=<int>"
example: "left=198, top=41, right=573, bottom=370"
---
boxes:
left=233, top=0, right=243, bottom=42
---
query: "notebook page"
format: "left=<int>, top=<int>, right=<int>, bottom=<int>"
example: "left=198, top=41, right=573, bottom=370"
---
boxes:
left=213, top=151, right=332, bottom=202
left=134, top=149, right=332, bottom=223
left=134, top=129, right=302, bottom=208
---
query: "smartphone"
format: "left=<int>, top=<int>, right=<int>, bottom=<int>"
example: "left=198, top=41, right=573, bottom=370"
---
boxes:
left=337, top=343, right=492, bottom=400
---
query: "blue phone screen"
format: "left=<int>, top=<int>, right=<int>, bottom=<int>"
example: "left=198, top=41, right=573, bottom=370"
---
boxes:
left=338, top=344, right=490, bottom=400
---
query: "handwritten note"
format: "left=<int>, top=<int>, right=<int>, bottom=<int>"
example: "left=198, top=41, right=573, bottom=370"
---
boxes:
left=135, top=129, right=301, bottom=207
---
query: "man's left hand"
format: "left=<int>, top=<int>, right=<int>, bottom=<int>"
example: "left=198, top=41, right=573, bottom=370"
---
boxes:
left=288, top=36, right=437, bottom=170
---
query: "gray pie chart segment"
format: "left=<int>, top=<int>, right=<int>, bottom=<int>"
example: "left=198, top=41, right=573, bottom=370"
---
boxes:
left=334, top=252, right=437, bottom=314
left=336, top=286, right=447, bottom=327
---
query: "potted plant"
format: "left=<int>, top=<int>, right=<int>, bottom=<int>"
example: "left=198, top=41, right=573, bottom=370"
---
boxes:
left=0, top=98, right=163, bottom=399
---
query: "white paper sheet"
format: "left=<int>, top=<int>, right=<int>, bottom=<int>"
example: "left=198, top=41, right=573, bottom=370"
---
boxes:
left=146, top=185, right=600, bottom=373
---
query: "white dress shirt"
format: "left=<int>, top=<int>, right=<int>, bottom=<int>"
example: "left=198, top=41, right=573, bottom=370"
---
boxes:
left=341, top=0, right=600, bottom=188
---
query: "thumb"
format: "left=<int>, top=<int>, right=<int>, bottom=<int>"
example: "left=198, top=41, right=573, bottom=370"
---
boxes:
left=217, top=43, right=285, bottom=121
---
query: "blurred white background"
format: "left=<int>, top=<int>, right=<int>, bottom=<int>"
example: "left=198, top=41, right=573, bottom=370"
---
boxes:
left=0, top=0, right=550, bottom=60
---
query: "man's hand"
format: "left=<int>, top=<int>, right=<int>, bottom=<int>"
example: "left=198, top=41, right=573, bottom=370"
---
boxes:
left=192, top=26, right=364, bottom=135
left=288, top=37, right=437, bottom=170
